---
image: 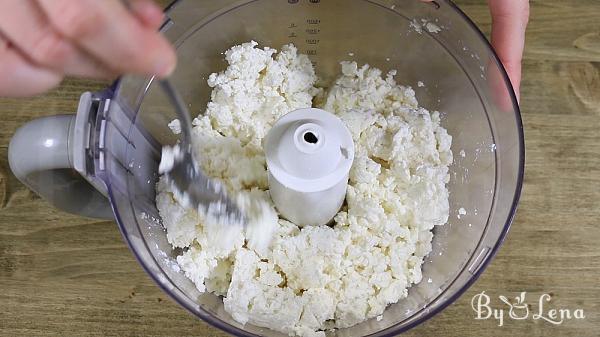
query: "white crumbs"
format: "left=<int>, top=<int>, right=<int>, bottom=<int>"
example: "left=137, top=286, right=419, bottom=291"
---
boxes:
left=156, top=41, right=453, bottom=337
left=409, top=19, right=423, bottom=34
left=425, top=22, right=442, bottom=34
left=168, top=118, right=182, bottom=135
left=410, top=19, right=443, bottom=34
left=157, top=144, right=182, bottom=174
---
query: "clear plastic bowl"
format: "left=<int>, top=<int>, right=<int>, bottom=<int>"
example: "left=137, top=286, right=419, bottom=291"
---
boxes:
left=104, top=0, right=524, bottom=335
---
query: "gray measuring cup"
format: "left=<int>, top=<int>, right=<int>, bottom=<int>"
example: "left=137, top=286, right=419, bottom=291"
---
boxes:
left=8, top=1, right=523, bottom=336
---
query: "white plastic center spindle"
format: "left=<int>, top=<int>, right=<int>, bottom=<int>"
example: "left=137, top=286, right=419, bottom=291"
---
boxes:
left=264, top=108, right=354, bottom=226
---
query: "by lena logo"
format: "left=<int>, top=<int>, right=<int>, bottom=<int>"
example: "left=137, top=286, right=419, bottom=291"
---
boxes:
left=471, top=291, right=585, bottom=326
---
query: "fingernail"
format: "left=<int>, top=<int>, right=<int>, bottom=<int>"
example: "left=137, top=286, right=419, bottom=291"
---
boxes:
left=155, top=57, right=176, bottom=78
left=131, top=0, right=165, bottom=27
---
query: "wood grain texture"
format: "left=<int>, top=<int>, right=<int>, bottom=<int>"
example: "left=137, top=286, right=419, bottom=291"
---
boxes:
left=1, top=1, right=599, bottom=336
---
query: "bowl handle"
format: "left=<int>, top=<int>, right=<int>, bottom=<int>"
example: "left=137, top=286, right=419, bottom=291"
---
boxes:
left=8, top=95, right=114, bottom=219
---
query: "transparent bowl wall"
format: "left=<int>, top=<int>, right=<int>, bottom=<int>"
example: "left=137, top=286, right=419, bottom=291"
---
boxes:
left=104, top=0, right=524, bottom=336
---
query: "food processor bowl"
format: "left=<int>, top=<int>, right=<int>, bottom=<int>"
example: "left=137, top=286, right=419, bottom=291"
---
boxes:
left=8, top=0, right=524, bottom=336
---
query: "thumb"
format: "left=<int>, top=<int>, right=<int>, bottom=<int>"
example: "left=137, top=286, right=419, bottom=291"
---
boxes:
left=488, top=0, right=530, bottom=101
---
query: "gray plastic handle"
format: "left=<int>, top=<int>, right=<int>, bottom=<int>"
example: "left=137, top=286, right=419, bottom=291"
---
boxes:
left=8, top=114, right=114, bottom=219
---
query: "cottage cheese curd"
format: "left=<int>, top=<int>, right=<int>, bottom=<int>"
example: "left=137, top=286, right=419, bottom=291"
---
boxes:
left=156, top=41, right=452, bottom=336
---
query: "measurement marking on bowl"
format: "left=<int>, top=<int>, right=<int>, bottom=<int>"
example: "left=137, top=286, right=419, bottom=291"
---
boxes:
left=301, top=17, right=322, bottom=62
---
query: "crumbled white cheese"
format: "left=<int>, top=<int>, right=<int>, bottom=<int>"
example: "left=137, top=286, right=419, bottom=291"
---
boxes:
left=410, top=19, right=442, bottom=34
left=457, top=207, right=467, bottom=219
left=409, top=19, right=423, bottom=34
left=156, top=42, right=452, bottom=336
left=167, top=118, right=182, bottom=134
left=157, top=143, right=256, bottom=249
left=205, top=40, right=320, bottom=148
left=425, top=22, right=442, bottom=34
left=157, top=144, right=182, bottom=174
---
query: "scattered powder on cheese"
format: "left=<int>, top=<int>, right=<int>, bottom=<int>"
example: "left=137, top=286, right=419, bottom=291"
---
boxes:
left=156, top=41, right=452, bottom=337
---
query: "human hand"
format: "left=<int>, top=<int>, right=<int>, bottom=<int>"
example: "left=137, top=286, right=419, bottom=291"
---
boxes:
left=422, top=0, right=529, bottom=101
left=0, top=0, right=176, bottom=97
left=487, top=0, right=529, bottom=101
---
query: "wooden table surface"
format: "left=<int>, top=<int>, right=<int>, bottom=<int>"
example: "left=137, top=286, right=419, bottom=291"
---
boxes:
left=1, top=1, right=599, bottom=336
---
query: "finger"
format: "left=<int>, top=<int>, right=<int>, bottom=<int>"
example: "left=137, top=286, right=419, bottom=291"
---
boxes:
left=488, top=0, right=529, bottom=100
left=0, top=0, right=118, bottom=79
left=0, top=34, right=62, bottom=97
left=128, top=0, right=165, bottom=29
left=37, top=0, right=176, bottom=78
